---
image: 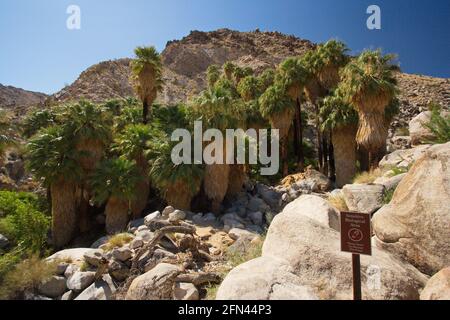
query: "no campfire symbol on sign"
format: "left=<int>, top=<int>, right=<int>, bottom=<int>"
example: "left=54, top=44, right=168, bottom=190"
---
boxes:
left=340, top=211, right=372, bottom=256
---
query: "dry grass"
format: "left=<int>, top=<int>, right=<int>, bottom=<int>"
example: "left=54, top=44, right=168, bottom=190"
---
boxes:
left=353, top=168, right=383, bottom=184
left=328, top=194, right=349, bottom=212
left=0, top=255, right=58, bottom=299
left=103, top=232, right=134, bottom=252
left=204, top=235, right=265, bottom=300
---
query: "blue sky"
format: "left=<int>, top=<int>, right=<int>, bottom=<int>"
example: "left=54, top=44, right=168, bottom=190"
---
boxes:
left=0, top=0, right=449, bottom=94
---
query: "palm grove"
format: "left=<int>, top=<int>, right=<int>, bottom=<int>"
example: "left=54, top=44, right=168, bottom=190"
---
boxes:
left=6, top=41, right=402, bottom=249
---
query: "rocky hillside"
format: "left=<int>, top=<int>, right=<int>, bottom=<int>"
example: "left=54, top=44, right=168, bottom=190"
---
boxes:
left=50, top=29, right=449, bottom=128
left=0, top=84, right=47, bottom=113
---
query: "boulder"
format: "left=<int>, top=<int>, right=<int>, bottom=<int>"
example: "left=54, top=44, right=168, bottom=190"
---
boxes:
left=379, top=144, right=431, bottom=169
left=126, top=263, right=180, bottom=300
left=261, top=211, right=427, bottom=299
left=83, top=249, right=104, bottom=267
left=130, top=237, right=144, bottom=249
left=144, top=211, right=161, bottom=226
left=63, top=264, right=80, bottom=279
left=218, top=196, right=428, bottom=299
left=281, top=195, right=339, bottom=231
left=373, top=142, right=450, bottom=275
left=216, top=256, right=318, bottom=300
left=38, top=276, right=67, bottom=298
left=111, top=246, right=132, bottom=262
left=256, top=183, right=281, bottom=209
left=420, top=267, right=450, bottom=300
left=161, top=206, right=175, bottom=219
left=373, top=173, right=406, bottom=191
left=228, top=228, right=259, bottom=241
left=61, top=290, right=75, bottom=301
left=247, top=197, right=267, bottom=213
left=108, top=260, right=130, bottom=282
left=47, top=248, right=96, bottom=264
left=75, top=274, right=117, bottom=300
left=56, top=262, right=69, bottom=276
left=409, top=111, right=449, bottom=146
left=67, top=271, right=96, bottom=292
left=342, top=184, right=385, bottom=214
left=168, top=209, right=186, bottom=222
left=135, top=230, right=153, bottom=242
left=173, top=282, right=200, bottom=300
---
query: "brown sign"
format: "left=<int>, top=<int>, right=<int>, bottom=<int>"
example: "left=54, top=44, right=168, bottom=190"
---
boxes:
left=340, top=211, right=372, bottom=256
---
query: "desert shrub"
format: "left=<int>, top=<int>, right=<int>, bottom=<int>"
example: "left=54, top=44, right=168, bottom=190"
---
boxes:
left=424, top=104, right=450, bottom=144
left=102, top=233, right=134, bottom=251
left=328, top=194, right=349, bottom=212
left=0, top=255, right=57, bottom=299
left=353, top=168, right=383, bottom=184
left=0, top=191, right=50, bottom=252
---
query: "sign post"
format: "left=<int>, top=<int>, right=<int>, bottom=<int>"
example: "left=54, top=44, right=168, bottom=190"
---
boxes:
left=340, top=211, right=372, bottom=300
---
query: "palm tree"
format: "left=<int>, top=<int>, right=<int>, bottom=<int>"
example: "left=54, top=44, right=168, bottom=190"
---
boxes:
left=300, top=40, right=349, bottom=173
left=320, top=89, right=359, bottom=187
left=237, top=75, right=261, bottom=102
left=275, top=57, right=309, bottom=171
left=340, top=50, right=399, bottom=168
left=22, top=108, right=56, bottom=138
left=191, top=85, right=242, bottom=213
left=60, top=101, right=111, bottom=174
left=259, top=85, right=295, bottom=176
left=113, top=124, right=152, bottom=218
left=130, top=46, right=163, bottom=124
left=27, top=126, right=82, bottom=248
left=223, top=62, right=236, bottom=81
left=90, top=158, right=141, bottom=234
left=258, top=68, right=276, bottom=92
left=206, top=65, right=220, bottom=89
left=149, top=138, right=204, bottom=210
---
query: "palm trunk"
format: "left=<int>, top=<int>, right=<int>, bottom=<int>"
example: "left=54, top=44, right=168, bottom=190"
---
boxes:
left=204, top=163, right=230, bottom=214
left=322, top=134, right=329, bottom=176
left=51, top=179, right=78, bottom=248
left=296, top=98, right=304, bottom=171
left=142, top=100, right=149, bottom=124
left=165, top=179, right=194, bottom=211
left=314, top=104, right=323, bottom=172
left=130, top=155, right=149, bottom=218
left=332, top=125, right=357, bottom=188
left=227, top=164, right=246, bottom=198
left=328, top=131, right=336, bottom=182
left=105, top=196, right=130, bottom=235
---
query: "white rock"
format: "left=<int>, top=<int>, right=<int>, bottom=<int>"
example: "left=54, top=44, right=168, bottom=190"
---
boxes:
left=373, top=142, right=450, bottom=275
left=61, top=290, right=74, bottom=300
left=228, top=228, right=259, bottom=241
left=168, top=209, right=186, bottom=222
left=161, top=206, right=175, bottom=218
left=75, top=274, right=117, bottom=300
left=63, top=264, right=80, bottom=279
left=144, top=211, right=161, bottom=226
left=130, top=237, right=144, bottom=249
left=174, top=282, right=200, bottom=300
left=342, top=184, right=385, bottom=214
left=379, top=144, right=431, bottom=169
left=126, top=263, right=179, bottom=300
left=111, top=246, right=132, bottom=262
left=281, top=195, right=340, bottom=231
left=38, top=276, right=67, bottom=298
left=420, top=267, right=450, bottom=300
left=217, top=256, right=318, bottom=300
left=83, top=249, right=104, bottom=267
left=373, top=173, right=406, bottom=191
left=67, top=271, right=96, bottom=292
left=47, top=248, right=96, bottom=264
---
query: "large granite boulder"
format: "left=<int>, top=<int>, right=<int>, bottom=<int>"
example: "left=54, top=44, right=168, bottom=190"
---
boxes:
left=409, top=111, right=449, bottom=146
left=342, top=184, right=385, bottom=214
left=373, top=142, right=450, bottom=275
left=420, top=267, right=450, bottom=300
left=217, top=197, right=427, bottom=300
left=379, top=144, right=431, bottom=169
